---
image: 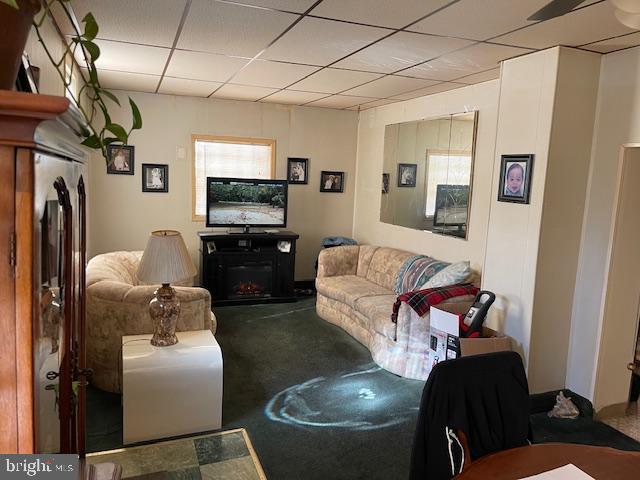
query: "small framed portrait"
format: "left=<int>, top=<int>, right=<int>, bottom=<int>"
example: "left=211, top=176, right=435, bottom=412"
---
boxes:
left=287, top=157, right=308, bottom=185
left=498, top=154, right=534, bottom=204
left=106, top=145, right=135, bottom=175
left=382, top=173, right=390, bottom=194
left=397, top=163, right=417, bottom=187
left=142, top=164, right=168, bottom=192
left=320, top=171, right=344, bottom=193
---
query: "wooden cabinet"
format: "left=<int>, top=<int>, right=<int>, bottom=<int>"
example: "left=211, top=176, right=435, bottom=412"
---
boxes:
left=0, top=91, right=88, bottom=454
left=198, top=231, right=299, bottom=306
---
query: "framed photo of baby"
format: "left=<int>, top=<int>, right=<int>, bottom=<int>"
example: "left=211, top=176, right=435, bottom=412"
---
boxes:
left=498, top=154, right=534, bottom=204
left=287, top=157, right=308, bottom=185
left=106, top=145, right=135, bottom=175
left=142, top=164, right=168, bottom=192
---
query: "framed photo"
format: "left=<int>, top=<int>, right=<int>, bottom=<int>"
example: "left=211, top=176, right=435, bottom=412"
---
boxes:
left=142, top=164, right=168, bottom=193
left=497, top=154, right=534, bottom=204
left=382, top=173, right=390, bottom=194
left=106, top=145, right=135, bottom=175
left=320, top=171, right=344, bottom=193
left=397, top=163, right=417, bottom=187
left=287, top=157, right=308, bottom=184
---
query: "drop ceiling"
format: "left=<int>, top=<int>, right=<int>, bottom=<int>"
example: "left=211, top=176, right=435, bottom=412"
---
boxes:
left=55, top=0, right=639, bottom=111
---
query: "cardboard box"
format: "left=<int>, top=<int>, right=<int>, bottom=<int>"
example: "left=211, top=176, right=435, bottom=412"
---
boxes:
left=429, top=302, right=511, bottom=369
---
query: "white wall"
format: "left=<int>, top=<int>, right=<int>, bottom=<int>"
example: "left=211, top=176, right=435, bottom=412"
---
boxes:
left=568, top=46, right=640, bottom=409
left=353, top=80, right=500, bottom=271
left=483, top=48, right=600, bottom=393
left=87, top=92, right=359, bottom=281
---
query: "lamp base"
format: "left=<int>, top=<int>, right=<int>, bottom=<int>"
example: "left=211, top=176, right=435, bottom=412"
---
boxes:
left=149, top=283, right=180, bottom=347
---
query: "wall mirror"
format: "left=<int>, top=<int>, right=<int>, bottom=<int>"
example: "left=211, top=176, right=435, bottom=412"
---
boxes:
left=379, top=111, right=478, bottom=239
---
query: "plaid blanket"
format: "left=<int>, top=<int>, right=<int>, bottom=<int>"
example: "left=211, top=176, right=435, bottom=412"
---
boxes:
left=391, top=283, right=479, bottom=323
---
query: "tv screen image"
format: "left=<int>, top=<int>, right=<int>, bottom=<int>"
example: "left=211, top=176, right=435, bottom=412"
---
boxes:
left=206, top=177, right=288, bottom=228
left=433, top=184, right=469, bottom=227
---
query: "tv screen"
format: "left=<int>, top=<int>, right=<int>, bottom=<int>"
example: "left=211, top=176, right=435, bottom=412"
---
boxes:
left=206, top=177, right=288, bottom=228
left=433, top=184, right=469, bottom=227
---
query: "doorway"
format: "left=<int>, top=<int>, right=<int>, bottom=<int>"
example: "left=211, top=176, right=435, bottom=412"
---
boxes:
left=595, top=145, right=640, bottom=442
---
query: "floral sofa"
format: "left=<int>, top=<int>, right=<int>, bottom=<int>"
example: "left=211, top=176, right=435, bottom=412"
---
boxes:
left=86, top=251, right=216, bottom=393
left=315, top=245, right=474, bottom=380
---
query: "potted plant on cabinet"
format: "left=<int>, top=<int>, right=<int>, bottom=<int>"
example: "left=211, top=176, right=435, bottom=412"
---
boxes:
left=0, top=0, right=142, bottom=163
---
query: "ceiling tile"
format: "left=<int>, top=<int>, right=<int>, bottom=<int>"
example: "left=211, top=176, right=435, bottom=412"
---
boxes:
left=342, top=75, right=439, bottom=98
left=260, top=17, right=389, bottom=65
left=333, top=31, right=473, bottom=73
left=231, top=60, right=321, bottom=88
left=229, top=0, right=318, bottom=13
left=306, top=95, right=379, bottom=109
left=354, top=98, right=403, bottom=110
left=83, top=69, right=159, bottom=93
left=408, top=0, right=553, bottom=41
left=166, top=50, right=250, bottom=82
left=212, top=84, right=279, bottom=101
left=310, top=0, right=451, bottom=29
left=391, top=82, right=463, bottom=100
left=80, top=40, right=170, bottom=75
left=260, top=90, right=328, bottom=105
left=493, top=2, right=635, bottom=50
left=158, top=77, right=223, bottom=97
left=454, top=67, right=501, bottom=84
left=177, top=0, right=299, bottom=57
left=67, top=0, right=186, bottom=47
left=403, top=43, right=530, bottom=81
left=581, top=32, right=640, bottom=54
left=290, top=68, right=383, bottom=94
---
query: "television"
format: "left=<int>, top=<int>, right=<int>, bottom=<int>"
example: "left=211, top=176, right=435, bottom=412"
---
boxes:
left=433, top=184, right=470, bottom=227
left=206, top=177, right=288, bottom=231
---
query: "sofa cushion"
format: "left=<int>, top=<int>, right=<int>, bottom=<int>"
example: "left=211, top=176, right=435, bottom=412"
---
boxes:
left=316, top=275, right=391, bottom=307
left=356, top=245, right=379, bottom=278
left=394, top=255, right=450, bottom=294
left=354, top=294, right=398, bottom=340
left=364, top=248, right=415, bottom=291
left=420, top=261, right=471, bottom=289
left=86, top=251, right=143, bottom=287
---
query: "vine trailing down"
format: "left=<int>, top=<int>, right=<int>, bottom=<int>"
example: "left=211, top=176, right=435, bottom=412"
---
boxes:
left=2, top=0, right=143, bottom=164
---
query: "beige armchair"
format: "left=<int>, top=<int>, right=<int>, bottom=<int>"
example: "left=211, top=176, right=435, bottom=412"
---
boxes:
left=86, top=251, right=216, bottom=393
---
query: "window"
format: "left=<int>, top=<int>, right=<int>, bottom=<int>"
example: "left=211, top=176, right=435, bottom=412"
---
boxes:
left=192, top=135, right=275, bottom=219
left=424, top=150, right=472, bottom=216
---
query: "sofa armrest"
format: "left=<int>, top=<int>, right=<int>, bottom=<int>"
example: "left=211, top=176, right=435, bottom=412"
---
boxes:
left=87, top=281, right=214, bottom=334
left=317, top=245, right=359, bottom=278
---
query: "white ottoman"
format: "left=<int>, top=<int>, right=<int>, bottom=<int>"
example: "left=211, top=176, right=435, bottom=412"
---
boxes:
left=122, top=330, right=223, bottom=444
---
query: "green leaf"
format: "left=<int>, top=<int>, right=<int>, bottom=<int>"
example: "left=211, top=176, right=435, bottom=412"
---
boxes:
left=88, top=66, right=98, bottom=84
left=129, top=97, right=142, bottom=130
left=98, top=102, right=111, bottom=125
left=99, top=89, right=121, bottom=106
left=105, top=123, right=128, bottom=144
left=81, top=40, right=100, bottom=62
left=82, top=12, right=98, bottom=41
left=81, top=135, right=101, bottom=149
left=0, top=0, right=20, bottom=9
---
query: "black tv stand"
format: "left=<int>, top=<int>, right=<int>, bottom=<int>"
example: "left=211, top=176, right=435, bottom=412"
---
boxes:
left=198, top=230, right=299, bottom=306
left=227, top=226, right=264, bottom=234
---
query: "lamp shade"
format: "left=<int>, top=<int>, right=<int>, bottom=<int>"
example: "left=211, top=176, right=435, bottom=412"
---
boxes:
left=137, top=230, right=197, bottom=284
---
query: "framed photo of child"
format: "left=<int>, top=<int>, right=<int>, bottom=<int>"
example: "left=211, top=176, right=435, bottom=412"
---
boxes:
left=141, top=164, right=168, bottom=192
left=497, top=154, right=534, bottom=204
left=287, top=157, right=308, bottom=185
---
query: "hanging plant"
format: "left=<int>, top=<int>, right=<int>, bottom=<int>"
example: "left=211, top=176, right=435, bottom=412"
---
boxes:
left=0, top=0, right=142, bottom=164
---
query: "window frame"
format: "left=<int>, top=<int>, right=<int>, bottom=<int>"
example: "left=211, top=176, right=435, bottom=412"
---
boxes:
left=424, top=148, right=473, bottom=219
left=191, top=134, right=276, bottom=221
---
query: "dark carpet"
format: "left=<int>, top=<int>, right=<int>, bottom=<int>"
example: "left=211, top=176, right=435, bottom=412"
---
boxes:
left=87, top=296, right=640, bottom=478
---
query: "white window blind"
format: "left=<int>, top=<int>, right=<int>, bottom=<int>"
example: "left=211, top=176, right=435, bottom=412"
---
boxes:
left=193, top=138, right=273, bottom=217
left=425, top=153, right=472, bottom=216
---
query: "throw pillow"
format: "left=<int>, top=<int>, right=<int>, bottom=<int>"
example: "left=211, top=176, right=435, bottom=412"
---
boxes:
left=419, top=261, right=471, bottom=290
left=394, top=255, right=450, bottom=294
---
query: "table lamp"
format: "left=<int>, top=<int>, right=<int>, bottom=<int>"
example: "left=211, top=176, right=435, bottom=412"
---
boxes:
left=137, top=230, right=197, bottom=346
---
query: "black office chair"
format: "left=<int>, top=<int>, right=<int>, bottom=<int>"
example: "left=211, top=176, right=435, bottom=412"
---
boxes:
left=409, top=351, right=531, bottom=479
